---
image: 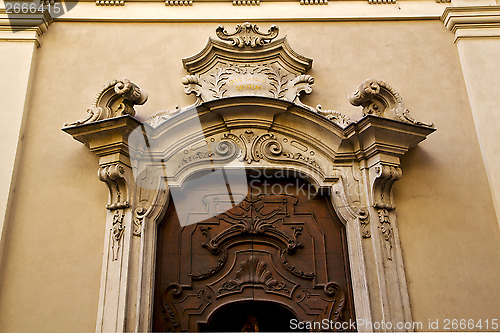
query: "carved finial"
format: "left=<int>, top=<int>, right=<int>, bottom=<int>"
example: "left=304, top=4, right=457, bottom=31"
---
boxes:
left=64, top=78, right=148, bottom=127
left=216, top=22, right=279, bottom=48
left=349, top=79, right=434, bottom=128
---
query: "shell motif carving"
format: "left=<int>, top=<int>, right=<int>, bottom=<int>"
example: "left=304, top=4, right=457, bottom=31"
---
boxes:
left=218, top=256, right=288, bottom=294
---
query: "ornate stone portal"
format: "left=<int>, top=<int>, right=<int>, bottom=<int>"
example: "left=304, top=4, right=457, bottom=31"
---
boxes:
left=63, top=23, right=435, bottom=332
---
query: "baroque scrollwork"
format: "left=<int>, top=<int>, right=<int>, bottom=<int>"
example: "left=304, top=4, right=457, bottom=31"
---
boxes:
left=202, top=215, right=303, bottom=255
left=133, top=207, right=147, bottom=236
left=216, top=22, right=279, bottom=48
left=64, top=79, right=148, bottom=126
left=98, top=163, right=130, bottom=211
left=349, top=79, right=434, bottom=127
left=371, top=164, right=402, bottom=210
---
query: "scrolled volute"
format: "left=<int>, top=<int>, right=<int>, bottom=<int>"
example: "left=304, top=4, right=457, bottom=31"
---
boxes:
left=349, top=79, right=434, bottom=128
left=216, top=22, right=279, bottom=48
left=64, top=78, right=148, bottom=127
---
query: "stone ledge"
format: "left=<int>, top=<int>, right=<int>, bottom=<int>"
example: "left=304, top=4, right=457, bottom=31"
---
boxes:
left=442, top=6, right=500, bottom=41
left=0, top=9, right=53, bottom=46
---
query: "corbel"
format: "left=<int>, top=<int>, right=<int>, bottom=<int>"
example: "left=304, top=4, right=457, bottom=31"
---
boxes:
left=370, top=163, right=402, bottom=210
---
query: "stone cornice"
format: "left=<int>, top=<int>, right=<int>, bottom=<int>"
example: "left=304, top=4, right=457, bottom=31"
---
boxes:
left=0, top=9, right=53, bottom=47
left=442, top=6, right=500, bottom=42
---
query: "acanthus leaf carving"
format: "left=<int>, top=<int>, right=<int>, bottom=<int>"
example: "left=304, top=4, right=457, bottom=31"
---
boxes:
left=208, top=67, right=229, bottom=99
left=64, top=79, right=148, bottom=127
left=349, top=79, right=434, bottom=127
left=133, top=207, right=147, bottom=237
left=216, top=22, right=279, bottom=48
left=377, top=208, right=394, bottom=261
left=111, top=209, right=125, bottom=261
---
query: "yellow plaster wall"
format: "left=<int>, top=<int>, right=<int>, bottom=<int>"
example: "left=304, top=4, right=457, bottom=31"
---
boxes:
left=0, top=20, right=498, bottom=332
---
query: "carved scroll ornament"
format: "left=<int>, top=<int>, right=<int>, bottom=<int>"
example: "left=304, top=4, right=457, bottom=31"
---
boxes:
left=64, top=78, right=147, bottom=126
left=98, top=163, right=130, bottom=211
left=216, top=22, right=279, bottom=48
left=349, top=79, right=433, bottom=127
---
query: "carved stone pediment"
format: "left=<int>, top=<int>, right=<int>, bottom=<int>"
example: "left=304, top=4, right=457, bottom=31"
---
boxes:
left=181, top=23, right=316, bottom=111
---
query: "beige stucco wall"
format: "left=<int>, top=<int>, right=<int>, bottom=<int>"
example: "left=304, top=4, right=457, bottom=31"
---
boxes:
left=0, top=19, right=499, bottom=332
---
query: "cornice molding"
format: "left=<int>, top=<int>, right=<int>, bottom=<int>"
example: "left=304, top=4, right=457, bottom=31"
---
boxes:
left=0, top=9, right=52, bottom=47
left=442, top=6, right=500, bottom=42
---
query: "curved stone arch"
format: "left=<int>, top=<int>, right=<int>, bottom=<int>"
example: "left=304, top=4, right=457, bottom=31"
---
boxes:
left=128, top=97, right=373, bottom=331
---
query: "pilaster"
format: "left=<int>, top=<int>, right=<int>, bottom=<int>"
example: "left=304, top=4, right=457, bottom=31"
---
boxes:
left=443, top=5, right=500, bottom=227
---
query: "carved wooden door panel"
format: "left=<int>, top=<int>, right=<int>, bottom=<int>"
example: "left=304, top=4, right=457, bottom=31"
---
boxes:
left=153, top=178, right=355, bottom=332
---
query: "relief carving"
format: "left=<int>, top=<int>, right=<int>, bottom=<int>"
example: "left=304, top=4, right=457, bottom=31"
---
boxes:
left=216, top=22, right=279, bottom=48
left=174, top=130, right=322, bottom=175
left=98, top=163, right=130, bottom=211
left=111, top=209, right=125, bottom=261
left=133, top=207, right=147, bottom=236
left=156, top=23, right=353, bottom=130
left=64, top=79, right=147, bottom=126
left=377, top=208, right=393, bottom=261
left=195, top=194, right=319, bottom=281
left=371, top=164, right=402, bottom=210
left=218, top=256, right=289, bottom=294
left=202, top=205, right=303, bottom=255
left=349, top=79, right=433, bottom=127
left=316, top=105, right=351, bottom=128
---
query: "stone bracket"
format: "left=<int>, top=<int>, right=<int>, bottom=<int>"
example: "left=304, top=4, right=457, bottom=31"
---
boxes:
left=371, top=164, right=402, bottom=210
